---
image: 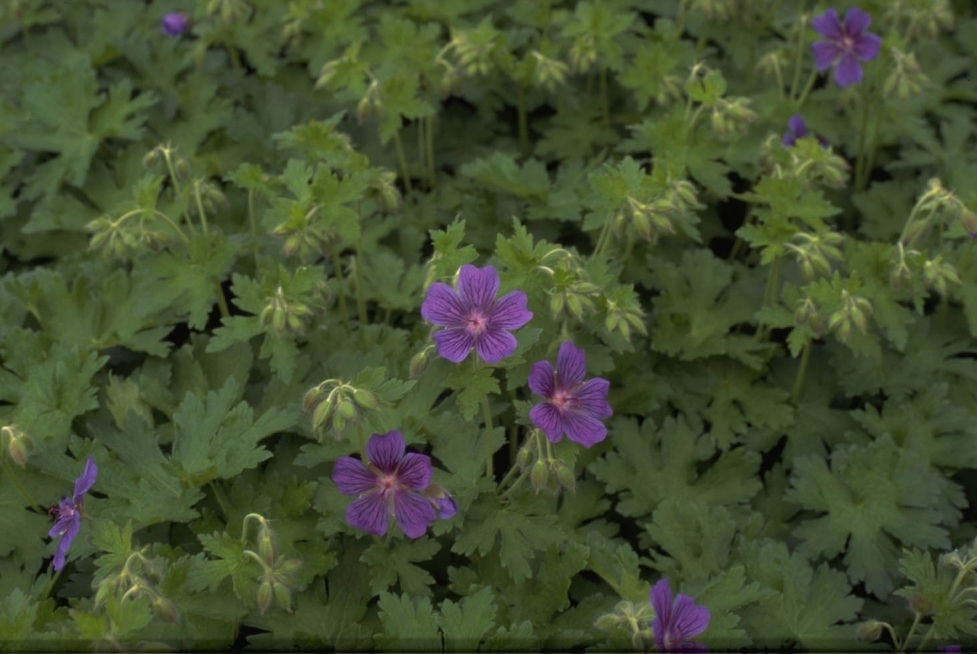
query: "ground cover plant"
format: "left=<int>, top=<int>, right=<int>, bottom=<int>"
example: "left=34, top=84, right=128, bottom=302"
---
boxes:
left=2, top=0, right=977, bottom=651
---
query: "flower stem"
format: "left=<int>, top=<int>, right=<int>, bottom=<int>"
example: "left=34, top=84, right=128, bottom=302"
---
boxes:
left=1, top=459, right=42, bottom=513
left=351, top=249, right=369, bottom=326
left=788, top=11, right=809, bottom=101
left=193, top=181, right=209, bottom=234
left=213, top=277, right=230, bottom=318
left=755, top=256, right=782, bottom=342
left=600, top=67, right=610, bottom=128
left=426, top=116, right=436, bottom=183
left=247, top=188, right=259, bottom=264
left=498, top=467, right=531, bottom=501
left=593, top=215, right=614, bottom=258
left=481, top=393, right=494, bottom=479
left=517, top=84, right=529, bottom=157
left=330, top=242, right=351, bottom=334
left=790, top=338, right=811, bottom=405
left=392, top=131, right=413, bottom=194
left=853, top=92, right=872, bottom=195
left=794, top=68, right=818, bottom=107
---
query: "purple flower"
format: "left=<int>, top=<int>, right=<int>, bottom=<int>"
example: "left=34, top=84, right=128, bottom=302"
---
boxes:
left=782, top=115, right=829, bottom=148
left=420, top=264, right=533, bottom=364
left=48, top=456, right=97, bottom=572
left=423, top=483, right=458, bottom=519
left=332, top=431, right=441, bottom=538
left=811, top=8, right=882, bottom=87
left=528, top=341, right=612, bottom=448
left=161, top=12, right=192, bottom=37
left=650, top=579, right=710, bottom=652
left=939, top=647, right=962, bottom=654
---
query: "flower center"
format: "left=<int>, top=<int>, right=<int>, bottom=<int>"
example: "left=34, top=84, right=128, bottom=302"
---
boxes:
left=465, top=311, right=488, bottom=335
left=841, top=34, right=855, bottom=51
left=379, top=474, right=398, bottom=492
left=552, top=390, right=572, bottom=411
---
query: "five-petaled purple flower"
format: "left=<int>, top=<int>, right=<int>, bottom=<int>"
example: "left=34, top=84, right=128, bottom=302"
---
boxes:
left=161, top=12, right=192, bottom=37
left=528, top=341, right=612, bottom=448
left=421, top=264, right=533, bottom=364
left=332, top=431, right=454, bottom=538
left=811, top=8, right=882, bottom=87
left=48, top=456, right=98, bottom=572
left=650, top=579, right=710, bottom=653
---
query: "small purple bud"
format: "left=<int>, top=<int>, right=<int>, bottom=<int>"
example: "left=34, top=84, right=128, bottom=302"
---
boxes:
left=161, top=12, right=192, bottom=37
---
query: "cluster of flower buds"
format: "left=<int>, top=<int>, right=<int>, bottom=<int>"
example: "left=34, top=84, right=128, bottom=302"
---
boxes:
left=260, top=285, right=315, bottom=337
left=568, top=33, right=597, bottom=74
left=2, top=425, right=32, bottom=467
left=97, top=549, right=179, bottom=624
left=826, top=289, right=873, bottom=344
left=793, top=297, right=825, bottom=338
left=710, top=97, right=757, bottom=137
left=884, top=0, right=954, bottom=41
left=786, top=230, right=845, bottom=282
left=446, top=23, right=500, bottom=78
left=883, top=48, right=929, bottom=100
left=303, top=379, right=380, bottom=440
left=206, top=0, right=251, bottom=24
left=901, top=178, right=977, bottom=247
left=511, top=432, right=577, bottom=496
left=241, top=514, right=302, bottom=615
left=594, top=600, right=655, bottom=650
left=603, top=286, right=647, bottom=343
left=541, top=250, right=600, bottom=322
left=356, top=79, right=383, bottom=125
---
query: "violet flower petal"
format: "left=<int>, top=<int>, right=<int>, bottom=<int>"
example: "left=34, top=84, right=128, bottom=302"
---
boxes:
left=487, top=291, right=533, bottom=330
left=811, top=41, right=841, bottom=71
left=393, top=490, right=437, bottom=539
left=530, top=402, right=565, bottom=442
left=73, top=457, right=98, bottom=498
left=572, top=377, right=613, bottom=419
left=853, top=32, right=882, bottom=60
left=332, top=457, right=377, bottom=495
left=436, top=494, right=458, bottom=519
left=346, top=494, right=389, bottom=536
left=671, top=594, right=710, bottom=640
left=811, top=8, right=842, bottom=39
left=420, top=282, right=467, bottom=326
left=556, top=341, right=587, bottom=387
left=562, top=410, right=608, bottom=448
left=843, top=7, right=872, bottom=35
left=366, top=431, right=405, bottom=474
left=457, top=264, right=499, bottom=310
left=834, top=52, right=863, bottom=87
left=397, top=452, right=433, bottom=490
left=433, top=328, right=475, bottom=363
left=786, top=114, right=807, bottom=138
left=51, top=517, right=80, bottom=572
left=527, top=361, right=556, bottom=397
left=475, top=327, right=518, bottom=364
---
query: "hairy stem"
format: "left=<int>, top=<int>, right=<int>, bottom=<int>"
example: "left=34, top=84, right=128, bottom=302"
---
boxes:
left=330, top=242, right=351, bottom=334
left=790, top=339, right=811, bottom=405
left=392, top=131, right=413, bottom=194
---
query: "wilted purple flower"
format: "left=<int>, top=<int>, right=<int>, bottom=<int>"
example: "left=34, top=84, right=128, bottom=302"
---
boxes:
left=528, top=341, right=612, bottom=448
left=939, top=646, right=961, bottom=654
left=782, top=115, right=829, bottom=148
left=48, top=456, right=98, bottom=572
left=423, top=483, right=458, bottom=519
left=421, top=264, right=533, bottom=364
left=811, top=8, right=882, bottom=87
left=650, top=579, right=710, bottom=652
left=332, top=431, right=442, bottom=539
left=161, top=12, right=192, bottom=37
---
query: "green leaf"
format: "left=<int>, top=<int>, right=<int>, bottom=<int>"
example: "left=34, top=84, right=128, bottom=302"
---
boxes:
left=738, top=539, right=863, bottom=649
left=427, top=219, right=479, bottom=282
left=444, top=364, right=500, bottom=422
left=589, top=416, right=761, bottom=519
left=451, top=496, right=564, bottom=583
left=437, top=586, right=498, bottom=652
left=375, top=592, right=441, bottom=651
left=187, top=532, right=260, bottom=603
left=460, top=153, right=549, bottom=202
left=786, top=436, right=951, bottom=597
left=360, top=538, right=441, bottom=598
left=171, top=379, right=297, bottom=485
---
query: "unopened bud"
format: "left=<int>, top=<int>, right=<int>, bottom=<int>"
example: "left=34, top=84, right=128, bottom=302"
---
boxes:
left=152, top=596, right=179, bottom=623
left=516, top=446, right=533, bottom=470
left=337, top=399, right=357, bottom=421
left=409, top=350, right=430, bottom=378
left=258, top=525, right=276, bottom=563
left=594, top=612, right=621, bottom=632
left=856, top=620, right=883, bottom=642
left=273, top=581, right=293, bottom=613
left=311, top=396, right=334, bottom=431
left=530, top=460, right=549, bottom=493
left=352, top=389, right=379, bottom=411
left=554, top=462, right=576, bottom=492
left=6, top=432, right=31, bottom=467
left=331, top=413, right=347, bottom=435
left=277, top=558, right=303, bottom=576
left=909, top=595, right=934, bottom=615
left=257, top=580, right=273, bottom=614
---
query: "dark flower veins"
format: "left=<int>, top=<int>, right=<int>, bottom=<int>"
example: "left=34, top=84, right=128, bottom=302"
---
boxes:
left=421, top=264, right=532, bottom=364
left=49, top=456, right=97, bottom=572
left=528, top=341, right=612, bottom=448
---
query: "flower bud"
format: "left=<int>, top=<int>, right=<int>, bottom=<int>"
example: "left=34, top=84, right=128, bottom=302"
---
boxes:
left=337, top=399, right=357, bottom=421
left=257, top=580, right=273, bottom=614
left=594, top=612, right=622, bottom=632
left=554, top=462, right=576, bottom=492
left=152, top=596, right=179, bottom=623
left=273, top=580, right=293, bottom=613
left=331, top=413, right=347, bottom=436
left=311, top=396, right=335, bottom=432
left=352, top=389, right=379, bottom=411
left=530, top=460, right=549, bottom=493
left=409, top=350, right=430, bottom=378
left=909, top=594, right=934, bottom=615
left=258, top=524, right=276, bottom=564
left=5, top=428, right=31, bottom=468
left=516, top=445, right=533, bottom=469
left=856, top=620, right=883, bottom=642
